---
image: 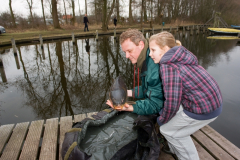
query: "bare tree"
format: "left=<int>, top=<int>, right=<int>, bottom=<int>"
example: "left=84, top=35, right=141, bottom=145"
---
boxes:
left=71, top=0, right=76, bottom=25
left=63, top=0, right=68, bottom=24
left=85, top=0, right=87, bottom=14
left=116, top=0, right=119, bottom=21
left=129, top=0, right=133, bottom=25
left=9, top=0, right=17, bottom=28
left=41, top=0, right=47, bottom=27
left=26, top=0, right=34, bottom=27
left=52, top=0, right=61, bottom=28
left=102, top=0, right=115, bottom=31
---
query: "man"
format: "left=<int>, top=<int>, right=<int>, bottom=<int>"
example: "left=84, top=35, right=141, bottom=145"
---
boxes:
left=83, top=14, right=89, bottom=32
left=106, top=29, right=164, bottom=115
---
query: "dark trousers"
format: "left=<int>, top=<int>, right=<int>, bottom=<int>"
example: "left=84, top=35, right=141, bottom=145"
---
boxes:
left=84, top=23, right=89, bottom=31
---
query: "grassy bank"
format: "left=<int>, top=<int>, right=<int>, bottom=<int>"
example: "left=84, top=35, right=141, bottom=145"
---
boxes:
left=0, top=23, right=193, bottom=47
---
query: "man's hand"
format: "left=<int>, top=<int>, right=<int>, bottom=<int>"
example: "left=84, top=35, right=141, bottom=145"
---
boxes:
left=106, top=100, right=134, bottom=112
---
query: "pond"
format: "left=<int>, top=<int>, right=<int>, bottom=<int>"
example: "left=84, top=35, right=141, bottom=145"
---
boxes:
left=0, top=31, right=240, bottom=148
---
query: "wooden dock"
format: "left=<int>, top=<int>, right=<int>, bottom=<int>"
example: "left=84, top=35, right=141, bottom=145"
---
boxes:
left=0, top=112, right=240, bottom=160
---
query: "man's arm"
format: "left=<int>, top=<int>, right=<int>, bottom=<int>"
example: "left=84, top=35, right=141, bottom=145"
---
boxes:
left=132, top=68, right=164, bottom=115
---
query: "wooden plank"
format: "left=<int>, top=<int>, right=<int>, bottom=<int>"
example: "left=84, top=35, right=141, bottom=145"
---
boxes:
left=19, top=120, right=44, bottom=160
left=0, top=122, right=29, bottom=160
left=192, top=130, right=235, bottom=160
left=201, top=125, right=240, bottom=159
left=192, top=138, right=215, bottom=160
left=0, top=124, right=14, bottom=155
left=74, top=114, right=86, bottom=123
left=39, top=118, right=58, bottom=160
left=59, top=116, right=72, bottom=160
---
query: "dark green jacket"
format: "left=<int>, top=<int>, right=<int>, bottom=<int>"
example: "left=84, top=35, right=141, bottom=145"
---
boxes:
left=132, top=40, right=164, bottom=115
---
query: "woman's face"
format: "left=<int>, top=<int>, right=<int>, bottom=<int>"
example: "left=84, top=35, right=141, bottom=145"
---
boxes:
left=149, top=40, right=168, bottom=64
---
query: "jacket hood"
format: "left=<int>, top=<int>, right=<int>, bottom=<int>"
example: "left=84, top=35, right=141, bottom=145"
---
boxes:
left=160, top=46, right=198, bottom=66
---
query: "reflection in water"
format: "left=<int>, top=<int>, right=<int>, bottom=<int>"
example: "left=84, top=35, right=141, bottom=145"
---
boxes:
left=14, top=53, right=20, bottom=69
left=0, top=66, right=7, bottom=82
left=0, top=31, right=240, bottom=147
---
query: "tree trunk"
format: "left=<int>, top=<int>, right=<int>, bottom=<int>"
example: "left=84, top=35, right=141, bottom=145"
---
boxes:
left=63, top=0, right=68, bottom=24
left=41, top=0, right=47, bottom=27
left=95, top=0, right=98, bottom=25
left=129, top=0, right=133, bottom=25
left=116, top=0, right=120, bottom=22
left=106, top=0, right=115, bottom=25
left=71, top=0, right=76, bottom=25
left=26, top=0, right=34, bottom=28
left=52, top=0, right=61, bottom=28
left=85, top=0, right=87, bottom=14
left=78, top=0, right=81, bottom=24
left=9, top=0, right=17, bottom=28
left=102, top=0, right=107, bottom=31
left=144, top=0, right=147, bottom=22
left=141, top=0, right=143, bottom=28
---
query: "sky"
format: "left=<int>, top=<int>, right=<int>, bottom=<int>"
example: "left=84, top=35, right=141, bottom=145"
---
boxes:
left=0, top=0, right=86, bottom=18
left=0, top=0, right=129, bottom=18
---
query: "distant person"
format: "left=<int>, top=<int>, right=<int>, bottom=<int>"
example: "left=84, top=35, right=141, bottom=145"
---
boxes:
left=83, top=14, right=89, bottom=32
left=85, top=39, right=90, bottom=54
left=113, top=17, right=117, bottom=29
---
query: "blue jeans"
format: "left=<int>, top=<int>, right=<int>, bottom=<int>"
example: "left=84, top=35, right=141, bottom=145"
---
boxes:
left=84, top=23, right=89, bottom=31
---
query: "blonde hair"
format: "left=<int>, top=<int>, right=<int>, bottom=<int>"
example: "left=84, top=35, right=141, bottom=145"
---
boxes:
left=120, top=29, right=145, bottom=46
left=149, top=31, right=181, bottom=49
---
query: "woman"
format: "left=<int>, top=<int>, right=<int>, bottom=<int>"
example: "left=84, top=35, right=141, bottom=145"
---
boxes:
left=149, top=31, right=223, bottom=160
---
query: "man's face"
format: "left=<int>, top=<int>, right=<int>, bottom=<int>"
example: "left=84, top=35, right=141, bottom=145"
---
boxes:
left=85, top=14, right=87, bottom=16
left=121, top=39, right=144, bottom=64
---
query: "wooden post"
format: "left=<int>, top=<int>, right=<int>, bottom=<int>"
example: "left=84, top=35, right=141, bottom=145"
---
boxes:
left=183, top=27, right=186, bottom=37
left=196, top=25, right=199, bottom=35
left=39, top=34, right=43, bottom=49
left=176, top=26, right=179, bottom=32
left=11, top=38, right=17, bottom=55
left=96, top=30, right=98, bottom=41
left=187, top=25, right=190, bottom=30
left=114, top=28, right=116, bottom=39
left=72, top=32, right=75, bottom=44
left=193, top=25, right=195, bottom=30
left=142, top=28, right=144, bottom=34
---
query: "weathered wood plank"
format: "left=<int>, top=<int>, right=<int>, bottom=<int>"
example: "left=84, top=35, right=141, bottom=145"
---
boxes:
left=39, top=118, right=58, bottom=160
left=201, top=125, right=240, bottom=160
left=19, top=120, right=44, bottom=160
left=192, top=130, right=235, bottom=160
left=192, top=138, right=215, bottom=160
left=0, top=122, right=29, bottom=160
left=0, top=124, right=15, bottom=155
left=59, top=116, right=72, bottom=160
left=74, top=114, right=86, bottom=123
